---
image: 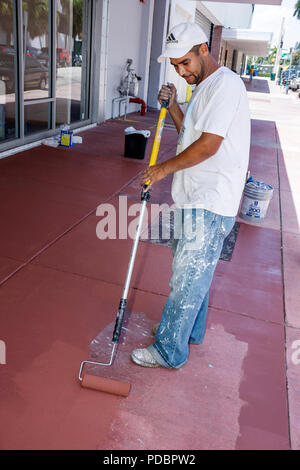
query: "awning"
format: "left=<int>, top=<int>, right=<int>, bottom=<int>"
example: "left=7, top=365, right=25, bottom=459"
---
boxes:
left=221, top=29, right=273, bottom=57
left=203, top=0, right=282, bottom=5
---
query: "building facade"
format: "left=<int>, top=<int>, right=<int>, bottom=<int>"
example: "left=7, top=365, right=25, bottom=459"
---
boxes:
left=0, top=0, right=279, bottom=156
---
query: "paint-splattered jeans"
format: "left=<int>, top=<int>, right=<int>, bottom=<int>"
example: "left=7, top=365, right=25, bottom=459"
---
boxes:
left=148, top=208, right=235, bottom=369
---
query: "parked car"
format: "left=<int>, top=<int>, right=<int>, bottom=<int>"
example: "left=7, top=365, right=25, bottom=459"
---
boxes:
left=0, top=44, right=15, bottom=54
left=26, top=46, right=40, bottom=57
left=24, top=55, right=48, bottom=89
left=26, top=46, right=49, bottom=67
left=0, top=53, right=48, bottom=93
left=290, top=72, right=300, bottom=91
left=41, top=47, right=71, bottom=67
left=37, top=50, right=49, bottom=67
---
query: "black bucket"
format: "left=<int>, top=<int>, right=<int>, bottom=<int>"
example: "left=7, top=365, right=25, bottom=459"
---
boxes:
left=124, top=132, right=149, bottom=160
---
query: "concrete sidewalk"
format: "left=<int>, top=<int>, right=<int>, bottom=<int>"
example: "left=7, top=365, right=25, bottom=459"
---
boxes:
left=0, top=76, right=299, bottom=450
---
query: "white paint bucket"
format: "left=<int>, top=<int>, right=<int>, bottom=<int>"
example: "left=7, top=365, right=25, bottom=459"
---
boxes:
left=240, top=177, right=274, bottom=222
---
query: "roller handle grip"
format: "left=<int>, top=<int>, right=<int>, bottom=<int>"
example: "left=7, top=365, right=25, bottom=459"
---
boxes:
left=112, top=299, right=127, bottom=343
left=161, top=98, right=169, bottom=109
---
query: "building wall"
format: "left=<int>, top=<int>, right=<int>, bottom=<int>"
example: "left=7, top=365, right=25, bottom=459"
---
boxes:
left=225, top=44, right=234, bottom=68
left=210, top=25, right=223, bottom=62
left=219, top=42, right=246, bottom=76
left=162, top=1, right=253, bottom=103
left=219, top=41, right=225, bottom=65
left=147, top=0, right=170, bottom=109
left=104, top=0, right=154, bottom=120
left=219, top=40, right=233, bottom=68
left=233, top=50, right=245, bottom=75
left=219, top=40, right=247, bottom=74
left=99, top=0, right=254, bottom=120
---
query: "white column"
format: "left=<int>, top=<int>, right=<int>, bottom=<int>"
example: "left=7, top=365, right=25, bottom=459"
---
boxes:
left=273, top=17, right=285, bottom=79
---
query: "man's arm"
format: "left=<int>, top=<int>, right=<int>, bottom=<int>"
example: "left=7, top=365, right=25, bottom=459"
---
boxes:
left=141, top=132, right=223, bottom=187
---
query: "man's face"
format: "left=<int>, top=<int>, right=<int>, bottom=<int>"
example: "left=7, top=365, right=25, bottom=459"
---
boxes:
left=170, top=45, right=207, bottom=85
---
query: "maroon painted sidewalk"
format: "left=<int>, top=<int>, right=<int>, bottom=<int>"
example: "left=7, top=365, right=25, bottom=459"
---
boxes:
left=0, top=77, right=299, bottom=450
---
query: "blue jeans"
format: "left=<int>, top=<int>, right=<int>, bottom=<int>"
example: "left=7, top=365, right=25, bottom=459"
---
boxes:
left=148, top=208, right=235, bottom=369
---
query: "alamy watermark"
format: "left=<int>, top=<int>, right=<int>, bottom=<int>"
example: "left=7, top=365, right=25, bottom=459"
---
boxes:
left=95, top=196, right=205, bottom=249
left=0, top=340, right=6, bottom=365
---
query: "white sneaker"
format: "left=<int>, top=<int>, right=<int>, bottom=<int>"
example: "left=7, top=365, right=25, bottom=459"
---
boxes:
left=130, top=348, right=161, bottom=368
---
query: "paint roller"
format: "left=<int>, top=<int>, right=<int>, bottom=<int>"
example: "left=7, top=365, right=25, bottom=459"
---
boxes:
left=78, top=99, right=169, bottom=397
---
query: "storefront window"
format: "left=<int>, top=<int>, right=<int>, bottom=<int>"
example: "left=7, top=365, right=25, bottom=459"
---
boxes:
left=56, top=0, right=90, bottom=126
left=0, top=0, right=91, bottom=149
left=24, top=101, right=51, bottom=135
left=22, top=0, right=51, bottom=101
left=0, top=0, right=17, bottom=142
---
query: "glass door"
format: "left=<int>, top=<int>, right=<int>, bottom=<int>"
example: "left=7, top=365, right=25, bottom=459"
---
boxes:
left=0, top=0, right=17, bottom=143
left=22, top=0, right=53, bottom=136
left=55, top=0, right=91, bottom=127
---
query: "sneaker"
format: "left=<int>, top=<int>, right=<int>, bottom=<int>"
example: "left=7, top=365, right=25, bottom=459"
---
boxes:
left=131, top=348, right=161, bottom=368
left=152, top=322, right=159, bottom=336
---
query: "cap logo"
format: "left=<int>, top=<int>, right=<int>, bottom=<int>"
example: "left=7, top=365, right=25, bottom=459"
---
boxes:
left=166, top=33, right=178, bottom=44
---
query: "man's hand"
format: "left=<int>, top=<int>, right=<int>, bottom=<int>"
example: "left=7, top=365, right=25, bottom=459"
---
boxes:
left=140, top=163, right=168, bottom=188
left=158, top=83, right=177, bottom=109
left=158, top=83, right=183, bottom=133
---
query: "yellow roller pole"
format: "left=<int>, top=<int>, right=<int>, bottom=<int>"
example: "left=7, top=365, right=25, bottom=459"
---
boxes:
left=145, top=101, right=168, bottom=186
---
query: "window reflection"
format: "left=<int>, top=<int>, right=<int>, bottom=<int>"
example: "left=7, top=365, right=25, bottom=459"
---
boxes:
left=56, top=0, right=88, bottom=126
left=0, top=0, right=90, bottom=146
left=24, top=102, right=51, bottom=135
left=0, top=0, right=16, bottom=141
left=23, top=0, right=50, bottom=101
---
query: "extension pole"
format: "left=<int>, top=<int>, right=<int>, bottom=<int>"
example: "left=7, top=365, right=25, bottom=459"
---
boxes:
left=78, top=100, right=169, bottom=392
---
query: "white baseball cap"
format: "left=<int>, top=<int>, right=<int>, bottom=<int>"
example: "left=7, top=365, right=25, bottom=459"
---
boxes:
left=157, top=22, right=208, bottom=63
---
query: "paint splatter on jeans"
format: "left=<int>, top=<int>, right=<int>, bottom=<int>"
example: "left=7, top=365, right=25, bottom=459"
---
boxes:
left=148, top=208, right=235, bottom=369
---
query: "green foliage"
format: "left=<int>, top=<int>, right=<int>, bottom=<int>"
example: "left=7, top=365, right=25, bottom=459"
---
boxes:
left=73, top=0, right=83, bottom=39
left=246, top=45, right=281, bottom=68
left=258, top=72, right=272, bottom=77
left=0, top=0, right=83, bottom=41
left=0, top=0, right=14, bottom=41
left=294, top=0, right=300, bottom=19
left=292, top=49, right=300, bottom=65
left=0, top=1, right=13, bottom=16
left=24, top=0, right=49, bottom=40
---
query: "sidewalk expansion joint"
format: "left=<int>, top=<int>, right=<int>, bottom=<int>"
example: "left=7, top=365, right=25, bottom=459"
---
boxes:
left=275, top=121, right=292, bottom=450
left=0, top=171, right=143, bottom=289
left=209, top=304, right=285, bottom=327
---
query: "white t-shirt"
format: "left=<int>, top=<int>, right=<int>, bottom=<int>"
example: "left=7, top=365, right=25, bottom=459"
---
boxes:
left=171, top=66, right=250, bottom=217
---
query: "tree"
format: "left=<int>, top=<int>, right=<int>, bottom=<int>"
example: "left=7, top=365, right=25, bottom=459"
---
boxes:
left=1, top=0, right=83, bottom=54
left=73, top=0, right=83, bottom=40
left=23, top=0, right=49, bottom=40
left=0, top=1, right=14, bottom=45
left=294, top=0, right=300, bottom=19
left=268, top=46, right=277, bottom=64
left=59, top=0, right=83, bottom=39
left=292, top=49, right=300, bottom=65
